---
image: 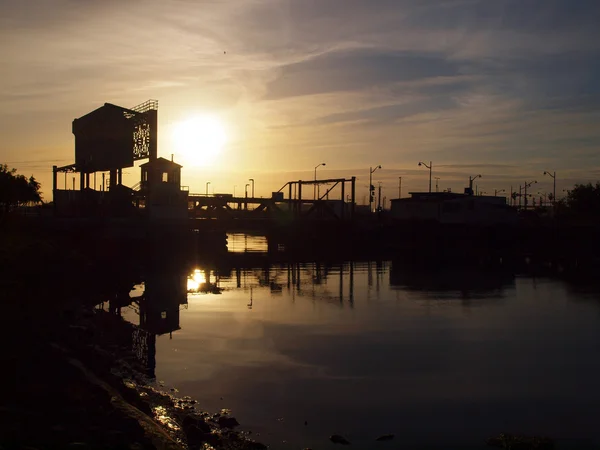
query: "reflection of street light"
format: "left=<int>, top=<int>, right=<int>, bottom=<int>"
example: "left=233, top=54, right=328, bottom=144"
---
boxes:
left=249, top=178, right=255, bottom=198
left=543, top=170, right=556, bottom=207
left=314, top=163, right=326, bottom=200
left=418, top=161, right=432, bottom=193
left=206, top=181, right=211, bottom=196
left=469, top=174, right=481, bottom=194
left=369, top=165, right=382, bottom=212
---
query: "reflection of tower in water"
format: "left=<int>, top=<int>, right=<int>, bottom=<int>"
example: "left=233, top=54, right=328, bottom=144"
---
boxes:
left=132, top=269, right=188, bottom=378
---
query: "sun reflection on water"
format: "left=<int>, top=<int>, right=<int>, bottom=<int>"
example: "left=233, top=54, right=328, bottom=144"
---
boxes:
left=187, top=269, right=206, bottom=292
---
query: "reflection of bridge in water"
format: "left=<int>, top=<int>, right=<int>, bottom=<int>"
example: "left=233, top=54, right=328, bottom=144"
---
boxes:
left=99, top=254, right=517, bottom=378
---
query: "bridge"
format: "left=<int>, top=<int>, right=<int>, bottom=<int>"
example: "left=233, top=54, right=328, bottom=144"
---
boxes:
left=187, top=177, right=358, bottom=222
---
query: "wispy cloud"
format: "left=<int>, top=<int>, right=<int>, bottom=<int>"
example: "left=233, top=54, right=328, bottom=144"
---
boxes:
left=1, top=0, right=600, bottom=196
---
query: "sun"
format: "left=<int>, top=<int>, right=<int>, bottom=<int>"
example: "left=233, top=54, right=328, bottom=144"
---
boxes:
left=172, top=115, right=228, bottom=167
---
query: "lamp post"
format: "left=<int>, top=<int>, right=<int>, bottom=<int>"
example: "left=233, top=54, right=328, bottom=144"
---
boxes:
left=369, top=165, right=382, bottom=212
left=469, top=174, right=481, bottom=195
left=245, top=183, right=250, bottom=210
left=434, top=177, right=440, bottom=193
left=398, top=176, right=402, bottom=198
left=523, top=180, right=537, bottom=210
left=206, top=181, right=211, bottom=196
left=418, top=161, right=432, bottom=193
left=494, top=189, right=505, bottom=197
left=314, top=163, right=326, bottom=200
left=543, top=170, right=556, bottom=208
left=249, top=178, right=255, bottom=198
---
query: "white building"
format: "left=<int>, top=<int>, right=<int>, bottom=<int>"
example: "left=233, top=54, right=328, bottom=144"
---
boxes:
left=390, top=192, right=518, bottom=225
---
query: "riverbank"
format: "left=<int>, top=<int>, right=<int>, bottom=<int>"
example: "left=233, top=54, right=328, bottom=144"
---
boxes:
left=0, top=217, right=266, bottom=449
left=1, top=300, right=267, bottom=449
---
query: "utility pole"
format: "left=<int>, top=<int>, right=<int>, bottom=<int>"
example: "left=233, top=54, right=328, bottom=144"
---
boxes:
left=249, top=178, right=255, bottom=198
left=434, top=177, right=440, bottom=193
left=369, top=165, right=382, bottom=212
left=543, top=170, right=556, bottom=211
left=468, top=174, right=482, bottom=195
left=523, top=180, right=537, bottom=210
left=418, top=161, right=432, bottom=193
left=377, top=182, right=382, bottom=211
left=398, top=176, right=402, bottom=198
left=519, top=185, right=522, bottom=209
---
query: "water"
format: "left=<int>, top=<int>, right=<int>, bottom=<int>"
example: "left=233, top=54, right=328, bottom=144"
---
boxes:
left=122, top=236, right=600, bottom=450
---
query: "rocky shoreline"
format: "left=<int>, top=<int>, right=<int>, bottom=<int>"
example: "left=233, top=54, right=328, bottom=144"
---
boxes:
left=2, top=302, right=266, bottom=450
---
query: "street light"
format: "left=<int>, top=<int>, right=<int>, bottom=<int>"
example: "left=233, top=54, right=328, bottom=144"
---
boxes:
left=469, top=174, right=481, bottom=195
left=523, top=180, right=537, bottom=210
left=434, top=177, right=440, bottom=193
left=369, top=165, right=382, bottom=212
left=418, top=161, right=432, bottom=193
left=249, top=178, right=255, bottom=198
left=543, top=170, right=556, bottom=206
left=206, top=181, right=211, bottom=196
left=314, top=163, right=326, bottom=200
left=245, top=183, right=250, bottom=197
left=494, top=189, right=505, bottom=197
left=398, top=176, right=402, bottom=198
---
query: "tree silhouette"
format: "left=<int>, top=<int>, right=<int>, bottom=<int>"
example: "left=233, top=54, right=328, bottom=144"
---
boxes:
left=0, top=165, right=42, bottom=213
left=562, top=182, right=600, bottom=218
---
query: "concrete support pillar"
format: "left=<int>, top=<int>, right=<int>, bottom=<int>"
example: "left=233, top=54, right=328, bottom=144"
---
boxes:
left=52, top=166, right=57, bottom=192
left=297, top=181, right=302, bottom=217
left=341, top=180, right=346, bottom=220
left=79, top=172, right=85, bottom=191
left=351, top=177, right=356, bottom=219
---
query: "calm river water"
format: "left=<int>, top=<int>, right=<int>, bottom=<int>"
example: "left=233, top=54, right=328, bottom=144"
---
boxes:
left=124, top=234, right=600, bottom=450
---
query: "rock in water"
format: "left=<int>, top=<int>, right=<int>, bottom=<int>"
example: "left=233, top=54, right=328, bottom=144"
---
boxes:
left=330, top=434, right=351, bottom=445
left=217, top=416, right=240, bottom=429
left=375, top=434, right=395, bottom=441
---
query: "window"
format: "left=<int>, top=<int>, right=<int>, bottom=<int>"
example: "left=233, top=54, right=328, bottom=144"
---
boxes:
left=161, top=311, right=167, bottom=319
left=162, top=172, right=168, bottom=183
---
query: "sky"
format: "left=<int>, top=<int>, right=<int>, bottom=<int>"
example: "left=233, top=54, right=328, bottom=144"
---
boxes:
left=1, top=0, right=600, bottom=203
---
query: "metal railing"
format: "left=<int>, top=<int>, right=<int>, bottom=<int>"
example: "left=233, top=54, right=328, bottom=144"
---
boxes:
left=131, top=99, right=158, bottom=113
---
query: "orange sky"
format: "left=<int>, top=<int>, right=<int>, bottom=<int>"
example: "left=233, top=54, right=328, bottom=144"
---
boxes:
left=2, top=0, right=600, bottom=202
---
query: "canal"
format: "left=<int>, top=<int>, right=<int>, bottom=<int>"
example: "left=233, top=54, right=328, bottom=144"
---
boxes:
left=122, top=234, right=600, bottom=449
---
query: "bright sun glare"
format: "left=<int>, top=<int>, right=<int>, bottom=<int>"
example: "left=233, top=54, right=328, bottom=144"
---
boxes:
left=172, top=115, right=227, bottom=167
